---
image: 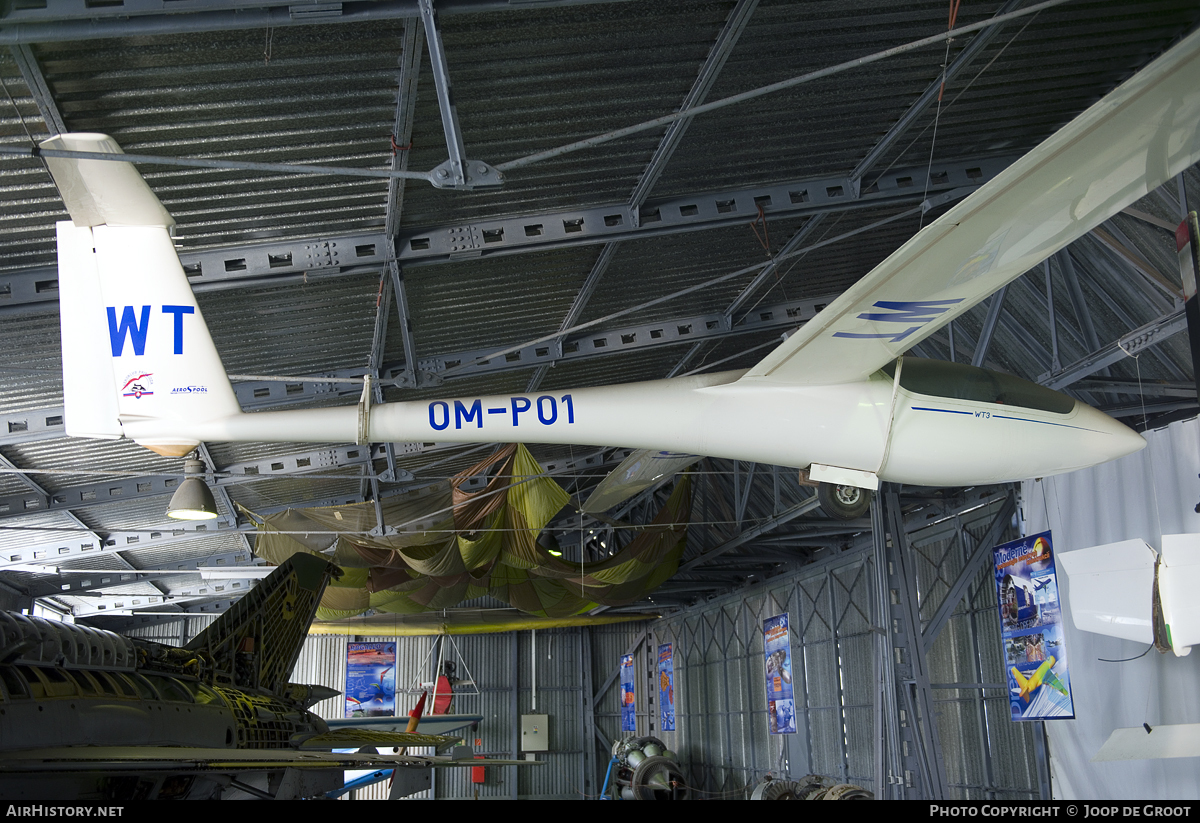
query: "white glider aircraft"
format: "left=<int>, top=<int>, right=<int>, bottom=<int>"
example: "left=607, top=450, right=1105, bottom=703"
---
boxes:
left=43, top=28, right=1200, bottom=517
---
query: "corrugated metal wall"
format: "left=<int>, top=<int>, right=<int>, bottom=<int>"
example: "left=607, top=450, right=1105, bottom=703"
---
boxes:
left=290, top=627, right=613, bottom=800
left=653, top=551, right=876, bottom=797
left=114, top=496, right=1045, bottom=801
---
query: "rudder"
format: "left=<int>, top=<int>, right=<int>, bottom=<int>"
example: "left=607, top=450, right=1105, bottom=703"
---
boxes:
left=45, top=133, right=242, bottom=456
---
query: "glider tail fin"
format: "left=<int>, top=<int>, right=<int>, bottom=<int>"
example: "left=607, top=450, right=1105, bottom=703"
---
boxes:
left=44, top=133, right=240, bottom=456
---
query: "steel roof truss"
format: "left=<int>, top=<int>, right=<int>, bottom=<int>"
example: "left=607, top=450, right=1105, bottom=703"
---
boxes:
left=8, top=43, right=64, bottom=134
left=626, top=0, right=757, bottom=216
left=0, top=155, right=1013, bottom=312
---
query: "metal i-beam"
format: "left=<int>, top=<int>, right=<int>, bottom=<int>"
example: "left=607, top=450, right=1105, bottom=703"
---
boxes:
left=72, top=577, right=262, bottom=617
left=724, top=213, right=827, bottom=321
left=1056, top=249, right=1101, bottom=353
left=1039, top=307, right=1186, bottom=390
left=1093, top=222, right=1182, bottom=304
left=386, top=20, right=423, bottom=237
left=849, top=0, right=1023, bottom=189
left=27, top=549, right=255, bottom=597
left=970, top=285, right=1007, bottom=368
left=880, top=487, right=949, bottom=800
left=526, top=242, right=621, bottom=393
left=396, top=155, right=1010, bottom=264
left=418, top=0, right=467, bottom=188
left=919, top=490, right=1016, bottom=655
left=676, top=493, right=821, bottom=575
left=1044, top=261, right=1060, bottom=372
left=0, top=443, right=398, bottom=522
left=3, top=447, right=611, bottom=564
left=8, top=44, right=65, bottom=134
left=389, top=262, right=423, bottom=388
left=0, top=155, right=1014, bottom=313
left=0, top=0, right=638, bottom=42
left=1073, top=378, right=1197, bottom=397
left=627, top=0, right=757, bottom=216
left=1072, top=248, right=1189, bottom=383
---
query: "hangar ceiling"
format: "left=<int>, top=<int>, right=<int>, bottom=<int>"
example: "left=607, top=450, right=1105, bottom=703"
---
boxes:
left=0, top=0, right=1197, bottom=629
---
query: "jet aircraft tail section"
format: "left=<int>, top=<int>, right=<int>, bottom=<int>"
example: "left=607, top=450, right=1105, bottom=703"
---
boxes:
left=184, top=553, right=339, bottom=694
left=45, top=133, right=241, bottom=457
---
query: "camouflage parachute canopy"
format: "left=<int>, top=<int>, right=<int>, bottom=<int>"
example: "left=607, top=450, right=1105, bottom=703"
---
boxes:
left=252, top=444, right=691, bottom=619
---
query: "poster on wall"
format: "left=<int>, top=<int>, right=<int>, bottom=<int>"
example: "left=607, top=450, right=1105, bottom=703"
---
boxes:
left=345, top=642, right=397, bottom=718
left=620, top=654, right=636, bottom=732
left=993, top=531, right=1075, bottom=721
left=763, top=614, right=796, bottom=735
left=658, top=643, right=676, bottom=732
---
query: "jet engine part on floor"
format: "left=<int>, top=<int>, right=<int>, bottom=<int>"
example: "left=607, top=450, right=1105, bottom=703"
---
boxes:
left=609, top=736, right=689, bottom=800
left=749, top=775, right=802, bottom=799
left=793, top=774, right=874, bottom=800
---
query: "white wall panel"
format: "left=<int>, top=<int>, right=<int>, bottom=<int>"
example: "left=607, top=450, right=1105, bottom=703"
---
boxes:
left=1023, top=416, right=1200, bottom=800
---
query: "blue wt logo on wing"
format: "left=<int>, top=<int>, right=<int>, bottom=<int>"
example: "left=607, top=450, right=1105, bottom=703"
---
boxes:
left=833, top=299, right=964, bottom=343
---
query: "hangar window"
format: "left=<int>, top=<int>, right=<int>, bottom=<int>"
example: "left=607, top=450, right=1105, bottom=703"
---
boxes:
left=881, top=358, right=1074, bottom=414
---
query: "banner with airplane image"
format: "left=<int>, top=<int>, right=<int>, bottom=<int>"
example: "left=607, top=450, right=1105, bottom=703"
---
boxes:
left=345, top=642, right=397, bottom=718
left=763, top=614, right=797, bottom=734
left=993, top=531, right=1075, bottom=720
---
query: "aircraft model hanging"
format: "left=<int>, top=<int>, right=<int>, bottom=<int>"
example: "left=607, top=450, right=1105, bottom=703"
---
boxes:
left=0, top=553, right=534, bottom=800
left=41, top=28, right=1200, bottom=518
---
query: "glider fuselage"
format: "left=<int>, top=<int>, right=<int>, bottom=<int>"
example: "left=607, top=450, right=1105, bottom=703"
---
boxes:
left=119, top=357, right=1144, bottom=488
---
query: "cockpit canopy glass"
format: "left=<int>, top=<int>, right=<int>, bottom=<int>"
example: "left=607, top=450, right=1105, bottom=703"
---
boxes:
left=881, top=358, right=1075, bottom=414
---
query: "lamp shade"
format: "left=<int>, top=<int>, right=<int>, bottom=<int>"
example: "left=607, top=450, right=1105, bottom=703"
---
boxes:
left=166, top=476, right=219, bottom=520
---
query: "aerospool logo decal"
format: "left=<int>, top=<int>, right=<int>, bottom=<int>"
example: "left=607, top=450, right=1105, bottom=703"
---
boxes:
left=121, top=372, right=154, bottom=399
left=170, top=385, right=208, bottom=395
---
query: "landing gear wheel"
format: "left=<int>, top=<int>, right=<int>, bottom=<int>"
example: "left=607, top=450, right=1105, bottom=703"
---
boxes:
left=630, top=755, right=689, bottom=800
left=818, top=483, right=873, bottom=520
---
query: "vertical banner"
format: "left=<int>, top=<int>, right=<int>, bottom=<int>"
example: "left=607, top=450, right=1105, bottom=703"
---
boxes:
left=345, top=642, right=397, bottom=718
left=993, top=531, right=1075, bottom=720
left=620, top=654, right=636, bottom=732
left=658, top=643, right=676, bottom=732
left=763, top=614, right=796, bottom=735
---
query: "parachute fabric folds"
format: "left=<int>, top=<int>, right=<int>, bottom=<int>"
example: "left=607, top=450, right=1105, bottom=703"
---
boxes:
left=250, top=444, right=692, bottom=620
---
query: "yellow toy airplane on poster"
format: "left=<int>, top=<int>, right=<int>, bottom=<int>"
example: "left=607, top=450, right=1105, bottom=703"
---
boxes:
left=1011, top=656, right=1069, bottom=703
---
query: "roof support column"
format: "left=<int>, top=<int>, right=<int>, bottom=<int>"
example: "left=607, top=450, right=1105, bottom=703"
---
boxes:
left=389, top=262, right=421, bottom=389
left=386, top=20, right=424, bottom=236
left=849, top=0, right=1025, bottom=189
left=971, top=284, right=1007, bottom=368
left=8, top=44, right=65, bottom=134
left=418, top=0, right=468, bottom=187
left=627, top=0, right=758, bottom=219
left=878, top=487, right=949, bottom=799
left=527, top=242, right=621, bottom=393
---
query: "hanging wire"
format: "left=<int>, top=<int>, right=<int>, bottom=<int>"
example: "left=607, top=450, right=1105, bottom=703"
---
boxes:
left=917, top=0, right=959, bottom=230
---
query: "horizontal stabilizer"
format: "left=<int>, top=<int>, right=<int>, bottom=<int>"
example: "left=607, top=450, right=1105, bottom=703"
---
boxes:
left=1058, top=539, right=1157, bottom=644
left=41, top=133, right=173, bottom=229
left=297, top=729, right=460, bottom=751
left=582, top=449, right=701, bottom=514
left=1094, top=723, right=1200, bottom=762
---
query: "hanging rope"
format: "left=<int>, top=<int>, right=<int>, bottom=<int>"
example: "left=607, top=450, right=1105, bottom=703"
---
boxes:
left=750, top=202, right=772, bottom=255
